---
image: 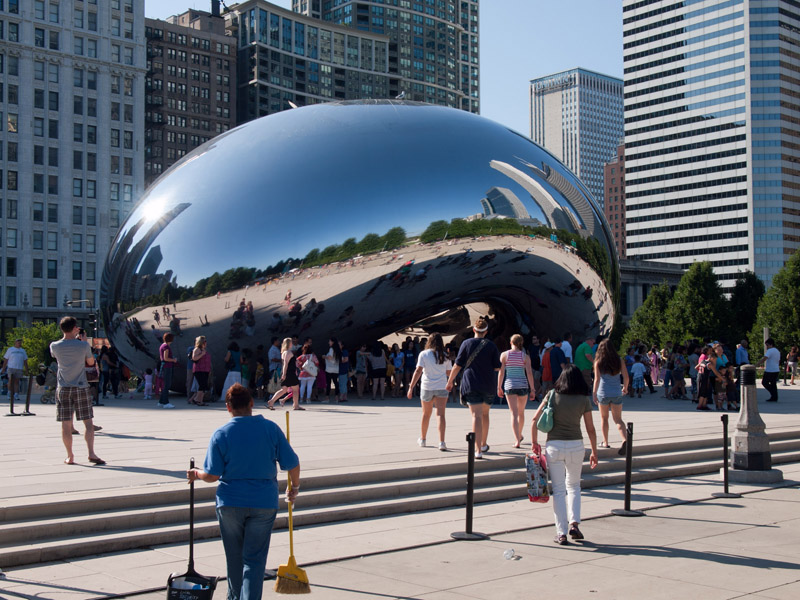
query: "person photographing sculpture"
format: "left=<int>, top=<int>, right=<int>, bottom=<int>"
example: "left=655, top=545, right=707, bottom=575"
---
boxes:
left=187, top=384, right=300, bottom=600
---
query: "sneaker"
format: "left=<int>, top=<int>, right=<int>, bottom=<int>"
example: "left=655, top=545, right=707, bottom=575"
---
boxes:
left=474, top=451, right=483, bottom=459
left=480, top=444, right=490, bottom=453
left=568, top=524, right=584, bottom=540
left=438, top=442, right=447, bottom=451
left=417, top=437, right=426, bottom=447
left=163, top=403, right=175, bottom=409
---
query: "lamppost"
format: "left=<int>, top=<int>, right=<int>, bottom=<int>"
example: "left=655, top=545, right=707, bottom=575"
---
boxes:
left=65, top=299, right=96, bottom=337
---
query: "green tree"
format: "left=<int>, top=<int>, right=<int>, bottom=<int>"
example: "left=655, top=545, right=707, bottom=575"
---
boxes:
left=203, top=272, right=223, bottom=297
left=357, top=233, right=382, bottom=254
left=381, top=226, right=407, bottom=249
left=661, top=262, right=728, bottom=345
left=621, top=281, right=673, bottom=350
left=4, top=321, right=62, bottom=370
left=340, top=237, right=358, bottom=256
left=727, top=271, right=765, bottom=344
left=749, top=251, right=800, bottom=360
left=419, top=220, right=449, bottom=243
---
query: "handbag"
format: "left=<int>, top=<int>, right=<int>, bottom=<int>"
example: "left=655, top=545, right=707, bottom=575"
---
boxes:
left=267, top=369, right=281, bottom=394
left=459, top=339, right=489, bottom=407
left=536, top=390, right=555, bottom=433
left=301, top=356, right=318, bottom=377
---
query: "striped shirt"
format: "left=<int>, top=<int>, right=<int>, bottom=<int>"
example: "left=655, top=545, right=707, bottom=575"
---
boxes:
left=503, top=350, right=528, bottom=391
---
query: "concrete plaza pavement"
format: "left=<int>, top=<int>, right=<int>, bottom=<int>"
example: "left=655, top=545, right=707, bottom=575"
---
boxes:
left=1, top=384, right=799, bottom=599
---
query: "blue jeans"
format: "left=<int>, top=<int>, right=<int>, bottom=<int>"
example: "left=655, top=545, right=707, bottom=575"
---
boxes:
left=217, top=506, right=278, bottom=600
left=159, top=367, right=173, bottom=404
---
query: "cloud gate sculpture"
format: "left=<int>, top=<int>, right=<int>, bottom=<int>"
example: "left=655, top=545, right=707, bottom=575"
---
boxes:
left=100, top=100, right=619, bottom=392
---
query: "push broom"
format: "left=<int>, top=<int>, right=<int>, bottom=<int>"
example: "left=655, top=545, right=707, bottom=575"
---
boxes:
left=274, top=411, right=310, bottom=594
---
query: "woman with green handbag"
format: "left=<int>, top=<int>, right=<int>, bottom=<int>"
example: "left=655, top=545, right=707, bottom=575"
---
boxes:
left=530, top=364, right=598, bottom=546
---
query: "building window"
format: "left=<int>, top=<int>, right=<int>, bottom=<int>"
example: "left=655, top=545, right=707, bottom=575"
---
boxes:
left=87, top=234, right=96, bottom=253
left=86, top=262, right=96, bottom=281
left=7, top=229, right=17, bottom=248
left=6, top=257, right=17, bottom=278
left=33, top=260, right=44, bottom=278
left=72, top=206, right=83, bottom=225
left=72, top=234, right=82, bottom=252
left=72, top=262, right=82, bottom=280
left=72, top=179, right=83, bottom=197
left=47, top=288, right=57, bottom=308
left=48, top=203, right=58, bottom=223
left=6, top=287, right=17, bottom=306
left=33, top=231, right=43, bottom=250
left=47, top=231, right=57, bottom=251
left=33, top=202, right=44, bottom=221
left=87, top=208, right=96, bottom=227
left=7, top=199, right=17, bottom=219
left=47, top=260, right=57, bottom=279
left=33, top=288, right=43, bottom=307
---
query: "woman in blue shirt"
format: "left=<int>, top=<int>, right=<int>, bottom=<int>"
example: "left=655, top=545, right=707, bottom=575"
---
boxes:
left=188, top=384, right=300, bottom=600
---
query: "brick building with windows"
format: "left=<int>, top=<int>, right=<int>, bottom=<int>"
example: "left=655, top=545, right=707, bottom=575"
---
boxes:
left=144, top=3, right=236, bottom=187
left=604, top=142, right=626, bottom=259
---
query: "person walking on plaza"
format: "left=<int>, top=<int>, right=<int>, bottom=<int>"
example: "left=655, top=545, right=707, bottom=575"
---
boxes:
left=757, top=338, right=781, bottom=402
left=323, top=337, right=342, bottom=403
left=296, top=343, right=319, bottom=404
left=50, top=316, right=105, bottom=466
left=786, top=345, right=798, bottom=385
left=188, top=336, right=211, bottom=406
left=497, top=334, right=536, bottom=448
left=268, top=338, right=302, bottom=411
left=2, top=338, right=28, bottom=414
left=445, top=316, right=501, bottom=459
left=187, top=384, right=300, bottom=600
left=530, top=365, right=598, bottom=545
left=592, top=340, right=629, bottom=454
left=573, top=336, right=595, bottom=389
left=407, top=333, right=452, bottom=450
left=158, top=333, right=177, bottom=409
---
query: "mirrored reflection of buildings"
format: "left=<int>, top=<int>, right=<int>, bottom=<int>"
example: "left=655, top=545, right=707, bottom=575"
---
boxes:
left=530, top=68, right=623, bottom=210
left=230, top=0, right=480, bottom=119
left=291, top=0, right=480, bottom=114
left=144, top=2, right=237, bottom=186
left=0, top=0, right=146, bottom=338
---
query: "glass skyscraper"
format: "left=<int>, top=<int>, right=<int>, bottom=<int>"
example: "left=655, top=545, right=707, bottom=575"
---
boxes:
left=529, top=68, right=624, bottom=209
left=623, top=0, right=800, bottom=286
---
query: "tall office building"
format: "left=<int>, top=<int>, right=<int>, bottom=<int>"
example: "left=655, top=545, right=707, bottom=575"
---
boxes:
left=144, top=3, right=237, bottom=186
left=530, top=68, right=624, bottom=209
left=292, top=0, right=480, bottom=113
left=0, top=0, right=145, bottom=335
left=623, top=0, right=800, bottom=286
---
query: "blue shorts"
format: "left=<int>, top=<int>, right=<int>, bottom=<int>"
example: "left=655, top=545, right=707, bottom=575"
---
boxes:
left=461, top=391, right=495, bottom=406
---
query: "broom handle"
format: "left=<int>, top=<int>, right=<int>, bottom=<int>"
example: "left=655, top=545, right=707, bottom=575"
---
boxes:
left=285, top=412, right=294, bottom=558
left=189, top=457, right=195, bottom=571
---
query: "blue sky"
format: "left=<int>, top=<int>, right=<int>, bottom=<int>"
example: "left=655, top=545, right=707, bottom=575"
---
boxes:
left=147, top=0, right=623, bottom=136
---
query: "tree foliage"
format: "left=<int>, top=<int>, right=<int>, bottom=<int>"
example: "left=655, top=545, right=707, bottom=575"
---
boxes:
left=728, top=271, right=765, bottom=343
left=660, top=262, right=728, bottom=345
left=621, top=281, right=673, bottom=350
left=749, top=251, right=800, bottom=360
left=4, top=321, right=62, bottom=370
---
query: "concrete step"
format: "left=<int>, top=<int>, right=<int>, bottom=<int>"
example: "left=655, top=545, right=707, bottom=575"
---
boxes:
left=1, top=435, right=798, bottom=568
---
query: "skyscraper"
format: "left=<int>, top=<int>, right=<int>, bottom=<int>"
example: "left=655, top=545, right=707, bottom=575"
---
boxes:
left=292, top=0, right=480, bottom=113
left=530, top=68, right=624, bottom=209
left=623, top=0, right=800, bottom=286
left=0, top=0, right=145, bottom=335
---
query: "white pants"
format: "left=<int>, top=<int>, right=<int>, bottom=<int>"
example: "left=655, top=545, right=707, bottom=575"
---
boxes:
left=300, top=378, right=314, bottom=400
left=546, top=439, right=585, bottom=536
left=220, top=371, right=241, bottom=403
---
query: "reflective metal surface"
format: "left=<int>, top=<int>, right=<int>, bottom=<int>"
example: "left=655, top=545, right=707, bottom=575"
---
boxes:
left=101, top=100, right=619, bottom=391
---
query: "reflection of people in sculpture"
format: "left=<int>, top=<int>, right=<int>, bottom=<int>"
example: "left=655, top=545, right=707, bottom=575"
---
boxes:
left=169, top=315, right=182, bottom=337
left=153, top=310, right=161, bottom=325
left=284, top=289, right=292, bottom=305
left=445, top=316, right=501, bottom=460
left=407, top=333, right=452, bottom=451
left=497, top=334, right=536, bottom=449
left=267, top=338, right=301, bottom=410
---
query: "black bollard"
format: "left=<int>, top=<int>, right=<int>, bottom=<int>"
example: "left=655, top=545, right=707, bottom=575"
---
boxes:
left=612, top=422, right=645, bottom=517
left=712, top=414, right=741, bottom=499
left=21, top=375, right=36, bottom=416
left=451, top=432, right=489, bottom=540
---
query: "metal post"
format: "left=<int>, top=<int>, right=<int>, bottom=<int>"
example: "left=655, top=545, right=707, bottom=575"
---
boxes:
left=712, top=414, right=741, bottom=498
left=612, top=422, right=645, bottom=517
left=451, top=432, right=489, bottom=540
left=21, top=374, right=35, bottom=416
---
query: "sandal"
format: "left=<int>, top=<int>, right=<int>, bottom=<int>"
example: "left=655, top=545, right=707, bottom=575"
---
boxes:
left=293, top=406, right=305, bottom=411
left=267, top=405, right=275, bottom=411
left=599, top=442, right=610, bottom=449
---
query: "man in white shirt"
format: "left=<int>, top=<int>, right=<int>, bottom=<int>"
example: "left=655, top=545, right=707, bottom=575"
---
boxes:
left=2, top=338, right=28, bottom=415
left=757, top=337, right=781, bottom=402
left=561, top=332, right=573, bottom=363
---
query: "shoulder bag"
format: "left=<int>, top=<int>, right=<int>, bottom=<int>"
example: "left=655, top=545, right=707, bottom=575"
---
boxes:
left=459, top=339, right=489, bottom=406
left=536, top=389, right=555, bottom=433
